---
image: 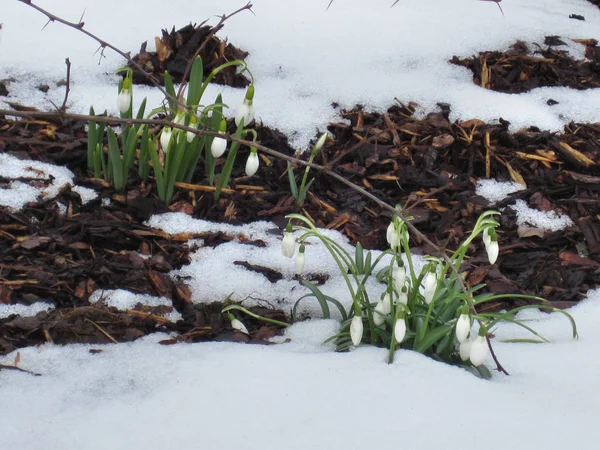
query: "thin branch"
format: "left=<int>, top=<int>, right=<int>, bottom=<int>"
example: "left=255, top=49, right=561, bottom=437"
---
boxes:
left=60, top=58, right=72, bottom=112
left=487, top=334, right=510, bottom=375
left=176, top=2, right=254, bottom=100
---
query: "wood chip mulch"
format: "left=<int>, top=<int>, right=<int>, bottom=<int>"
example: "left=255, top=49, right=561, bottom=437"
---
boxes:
left=2, top=34, right=600, bottom=355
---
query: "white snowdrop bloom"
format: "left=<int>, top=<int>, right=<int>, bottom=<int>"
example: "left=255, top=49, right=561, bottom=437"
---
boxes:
left=394, top=318, right=406, bottom=343
left=350, top=315, right=363, bottom=347
left=423, top=271, right=437, bottom=305
left=160, top=127, right=173, bottom=152
left=469, top=335, right=489, bottom=367
left=373, top=301, right=386, bottom=326
left=459, top=337, right=471, bottom=362
left=281, top=231, right=296, bottom=258
left=386, top=221, right=399, bottom=249
left=231, top=318, right=249, bottom=335
left=455, top=313, right=471, bottom=343
left=245, top=149, right=259, bottom=177
left=295, top=245, right=305, bottom=274
left=393, top=265, right=406, bottom=293
left=117, top=88, right=131, bottom=114
left=211, top=136, right=227, bottom=158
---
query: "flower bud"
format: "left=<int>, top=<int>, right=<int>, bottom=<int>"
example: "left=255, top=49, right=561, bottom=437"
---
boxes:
left=422, top=268, right=437, bottom=305
left=117, top=88, right=132, bottom=115
left=245, top=147, right=259, bottom=177
left=373, top=300, right=386, bottom=326
left=281, top=223, right=295, bottom=258
left=160, top=127, right=173, bottom=153
left=386, top=221, right=399, bottom=249
left=393, top=264, right=406, bottom=294
left=235, top=85, right=255, bottom=127
left=455, top=312, right=471, bottom=343
left=350, top=314, right=363, bottom=346
left=186, top=116, right=198, bottom=143
left=459, top=337, right=471, bottom=361
left=469, top=328, right=489, bottom=367
left=295, top=244, right=305, bottom=274
left=228, top=313, right=249, bottom=335
left=394, top=314, right=406, bottom=343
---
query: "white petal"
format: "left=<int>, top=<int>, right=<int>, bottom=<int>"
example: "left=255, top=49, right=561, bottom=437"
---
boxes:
left=235, top=101, right=254, bottom=127
left=394, top=319, right=406, bottom=343
left=382, top=292, right=392, bottom=315
left=486, top=241, right=499, bottom=264
left=281, top=232, right=296, bottom=258
left=117, top=89, right=131, bottom=114
left=160, top=128, right=172, bottom=152
left=455, top=314, right=471, bottom=343
left=210, top=137, right=227, bottom=158
left=373, top=301, right=386, bottom=326
left=350, top=315, right=363, bottom=346
left=423, top=272, right=437, bottom=304
left=393, top=266, right=406, bottom=293
left=231, top=319, right=249, bottom=335
left=469, top=335, right=489, bottom=367
left=245, top=152, right=259, bottom=177
left=295, top=251, right=305, bottom=274
left=459, top=338, right=471, bottom=361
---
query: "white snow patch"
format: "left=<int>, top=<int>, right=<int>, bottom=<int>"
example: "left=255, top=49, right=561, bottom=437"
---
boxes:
left=0, top=302, right=54, bottom=319
left=89, top=289, right=182, bottom=323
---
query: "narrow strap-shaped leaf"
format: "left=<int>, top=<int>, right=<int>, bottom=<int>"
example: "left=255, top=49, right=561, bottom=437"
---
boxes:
left=186, top=56, right=204, bottom=109
left=164, top=71, right=177, bottom=112
left=214, top=120, right=245, bottom=200
left=287, top=162, right=298, bottom=198
left=146, top=137, right=165, bottom=202
left=107, top=127, right=124, bottom=191
left=165, top=134, right=188, bottom=203
left=138, top=128, right=150, bottom=181
left=206, top=94, right=224, bottom=184
left=87, top=107, right=97, bottom=170
left=414, top=324, right=453, bottom=353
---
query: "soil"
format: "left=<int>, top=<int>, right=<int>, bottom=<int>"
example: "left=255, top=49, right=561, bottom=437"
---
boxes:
left=1, top=34, right=599, bottom=356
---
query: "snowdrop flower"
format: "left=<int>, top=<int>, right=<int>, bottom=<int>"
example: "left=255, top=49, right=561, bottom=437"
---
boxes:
left=229, top=314, right=249, bottom=335
left=386, top=220, right=399, bottom=249
left=314, top=132, right=328, bottom=152
left=469, top=329, right=489, bottom=367
left=350, top=314, right=363, bottom=346
left=459, top=336, right=471, bottom=361
left=245, top=147, right=259, bottom=177
left=174, top=111, right=186, bottom=126
left=393, top=264, right=406, bottom=293
left=483, top=228, right=499, bottom=265
left=235, top=84, right=255, bottom=127
left=117, top=81, right=132, bottom=115
left=373, top=300, right=386, bottom=326
left=381, top=290, right=392, bottom=314
left=295, top=244, right=305, bottom=274
left=186, top=116, right=198, bottom=143
left=455, top=310, right=471, bottom=343
left=211, top=118, right=228, bottom=158
left=422, top=267, right=437, bottom=305
left=160, top=127, right=173, bottom=152
left=394, top=315, right=406, bottom=343
left=396, top=285, right=408, bottom=306
left=281, top=223, right=295, bottom=258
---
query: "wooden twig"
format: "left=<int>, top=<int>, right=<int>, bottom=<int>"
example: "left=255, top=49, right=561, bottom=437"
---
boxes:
left=176, top=2, right=254, bottom=100
left=60, top=57, right=71, bottom=111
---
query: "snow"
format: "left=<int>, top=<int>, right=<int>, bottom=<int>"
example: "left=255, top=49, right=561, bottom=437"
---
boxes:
left=1, top=0, right=600, bottom=449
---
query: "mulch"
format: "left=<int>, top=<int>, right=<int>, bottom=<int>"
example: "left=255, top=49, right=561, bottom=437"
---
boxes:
left=1, top=32, right=599, bottom=356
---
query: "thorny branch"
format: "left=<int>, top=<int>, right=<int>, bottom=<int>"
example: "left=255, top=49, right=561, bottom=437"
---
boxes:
left=176, top=2, right=253, bottom=99
left=60, top=58, right=71, bottom=112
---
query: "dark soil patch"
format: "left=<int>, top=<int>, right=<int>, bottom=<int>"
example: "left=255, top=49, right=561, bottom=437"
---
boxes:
left=451, top=37, right=600, bottom=93
left=2, top=51, right=600, bottom=353
left=129, top=24, right=250, bottom=88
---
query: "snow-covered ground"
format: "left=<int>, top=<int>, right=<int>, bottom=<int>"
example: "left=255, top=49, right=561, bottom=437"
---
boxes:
left=1, top=1, right=600, bottom=449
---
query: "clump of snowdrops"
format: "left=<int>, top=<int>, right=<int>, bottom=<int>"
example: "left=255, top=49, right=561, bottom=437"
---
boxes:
left=87, top=57, right=260, bottom=204
left=278, top=210, right=577, bottom=378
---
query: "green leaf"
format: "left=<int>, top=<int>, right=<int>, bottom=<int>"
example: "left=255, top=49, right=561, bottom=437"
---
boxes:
left=293, top=281, right=330, bottom=319
left=164, top=133, right=187, bottom=204
left=414, top=324, right=453, bottom=354
left=164, top=71, right=177, bottom=112
left=287, top=162, right=298, bottom=198
left=203, top=94, right=224, bottom=185
left=187, top=56, right=204, bottom=109
left=87, top=107, right=97, bottom=171
left=146, top=136, right=165, bottom=202
left=107, top=127, right=124, bottom=191
left=138, top=128, right=150, bottom=181
left=214, top=119, right=245, bottom=200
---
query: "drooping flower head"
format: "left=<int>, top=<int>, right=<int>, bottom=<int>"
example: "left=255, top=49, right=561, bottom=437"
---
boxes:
left=245, top=147, right=259, bottom=177
left=235, top=84, right=255, bottom=127
left=281, top=222, right=296, bottom=258
left=211, top=118, right=228, bottom=158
